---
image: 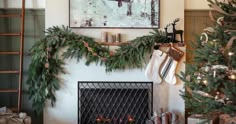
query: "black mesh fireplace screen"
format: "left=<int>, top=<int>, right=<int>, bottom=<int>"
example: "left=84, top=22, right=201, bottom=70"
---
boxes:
left=78, top=81, right=153, bottom=124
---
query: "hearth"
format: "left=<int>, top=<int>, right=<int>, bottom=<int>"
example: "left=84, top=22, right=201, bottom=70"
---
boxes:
left=78, top=81, right=153, bottom=124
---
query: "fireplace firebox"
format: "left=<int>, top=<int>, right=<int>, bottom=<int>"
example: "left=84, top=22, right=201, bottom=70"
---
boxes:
left=78, top=81, right=153, bottom=124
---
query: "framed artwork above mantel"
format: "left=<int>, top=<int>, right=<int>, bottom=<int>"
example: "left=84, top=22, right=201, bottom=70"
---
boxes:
left=69, top=0, right=160, bottom=28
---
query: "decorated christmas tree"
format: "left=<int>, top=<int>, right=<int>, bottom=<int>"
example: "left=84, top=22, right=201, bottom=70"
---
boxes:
left=179, top=0, right=236, bottom=115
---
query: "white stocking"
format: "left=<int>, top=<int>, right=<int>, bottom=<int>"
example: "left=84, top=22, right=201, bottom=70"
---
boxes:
left=145, top=50, right=167, bottom=84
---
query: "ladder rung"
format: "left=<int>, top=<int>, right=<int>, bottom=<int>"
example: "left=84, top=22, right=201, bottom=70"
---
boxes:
left=0, top=33, right=21, bottom=36
left=0, top=14, right=21, bottom=18
left=0, top=70, right=19, bottom=74
left=0, top=51, right=20, bottom=55
left=0, top=89, right=18, bottom=93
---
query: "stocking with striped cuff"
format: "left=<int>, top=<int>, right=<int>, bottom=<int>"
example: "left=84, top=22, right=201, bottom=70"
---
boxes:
left=159, top=46, right=184, bottom=85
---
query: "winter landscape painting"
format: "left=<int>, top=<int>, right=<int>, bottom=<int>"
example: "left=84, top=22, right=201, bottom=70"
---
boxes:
left=69, top=0, right=160, bottom=28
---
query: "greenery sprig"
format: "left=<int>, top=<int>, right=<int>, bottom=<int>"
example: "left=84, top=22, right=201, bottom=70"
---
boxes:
left=27, top=26, right=170, bottom=114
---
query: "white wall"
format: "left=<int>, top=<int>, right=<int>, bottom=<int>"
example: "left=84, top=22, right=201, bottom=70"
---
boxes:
left=0, top=0, right=45, bottom=9
left=45, top=0, right=185, bottom=124
left=185, top=0, right=226, bottom=10
left=185, top=0, right=209, bottom=10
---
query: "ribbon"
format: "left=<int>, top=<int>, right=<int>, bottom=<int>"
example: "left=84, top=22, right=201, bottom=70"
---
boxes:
left=226, top=36, right=236, bottom=49
left=209, top=3, right=236, bottom=16
left=209, top=10, right=216, bottom=21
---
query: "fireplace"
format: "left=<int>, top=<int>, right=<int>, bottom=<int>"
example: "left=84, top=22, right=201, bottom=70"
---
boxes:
left=78, top=81, right=153, bottom=124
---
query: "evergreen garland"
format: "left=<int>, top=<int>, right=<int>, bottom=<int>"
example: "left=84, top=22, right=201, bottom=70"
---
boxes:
left=27, top=26, right=170, bottom=114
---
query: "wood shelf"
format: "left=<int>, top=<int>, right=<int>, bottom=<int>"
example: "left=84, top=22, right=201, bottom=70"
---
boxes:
left=96, top=42, right=130, bottom=46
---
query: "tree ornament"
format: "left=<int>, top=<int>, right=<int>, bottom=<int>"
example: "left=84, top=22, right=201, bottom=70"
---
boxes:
left=212, top=65, right=228, bottom=70
left=215, top=92, right=220, bottom=100
left=45, top=62, right=50, bottom=68
left=213, top=69, right=216, bottom=78
left=204, top=64, right=211, bottom=72
left=228, top=70, right=236, bottom=80
left=92, top=52, right=97, bottom=56
left=196, top=73, right=202, bottom=83
left=101, top=57, right=107, bottom=61
left=217, top=17, right=224, bottom=26
left=203, top=27, right=215, bottom=33
left=84, top=42, right=89, bottom=47
left=193, top=90, right=213, bottom=98
left=200, top=33, right=208, bottom=45
left=87, top=47, right=92, bottom=52
left=109, top=51, right=114, bottom=56
left=202, top=79, right=208, bottom=86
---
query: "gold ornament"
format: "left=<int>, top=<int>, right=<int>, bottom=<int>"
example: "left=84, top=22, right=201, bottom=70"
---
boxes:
left=203, top=79, right=208, bottom=85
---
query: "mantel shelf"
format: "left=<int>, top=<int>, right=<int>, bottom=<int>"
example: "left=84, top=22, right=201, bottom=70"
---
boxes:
left=155, top=42, right=185, bottom=47
left=96, top=41, right=130, bottom=46
left=96, top=41, right=185, bottom=47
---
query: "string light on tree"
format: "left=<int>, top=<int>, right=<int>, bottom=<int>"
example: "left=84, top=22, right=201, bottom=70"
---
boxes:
left=202, top=79, right=208, bottom=86
left=215, top=92, right=220, bottom=100
left=228, top=71, right=236, bottom=80
left=196, top=73, right=202, bottom=84
left=228, top=51, right=234, bottom=56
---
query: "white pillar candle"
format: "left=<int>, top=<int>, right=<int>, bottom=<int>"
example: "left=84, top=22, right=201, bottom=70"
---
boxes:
left=115, top=33, right=121, bottom=43
left=107, top=33, right=113, bottom=43
left=101, top=31, right=107, bottom=42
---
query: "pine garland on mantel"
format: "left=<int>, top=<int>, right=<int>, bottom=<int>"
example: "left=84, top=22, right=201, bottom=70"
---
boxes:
left=27, top=25, right=172, bottom=114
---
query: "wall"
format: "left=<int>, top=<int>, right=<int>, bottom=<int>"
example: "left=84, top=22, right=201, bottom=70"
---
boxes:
left=185, top=0, right=210, bottom=10
left=44, top=0, right=185, bottom=124
left=0, top=0, right=45, bottom=9
left=185, top=0, right=226, bottom=10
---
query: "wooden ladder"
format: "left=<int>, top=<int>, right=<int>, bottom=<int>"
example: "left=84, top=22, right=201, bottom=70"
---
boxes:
left=0, top=0, right=25, bottom=113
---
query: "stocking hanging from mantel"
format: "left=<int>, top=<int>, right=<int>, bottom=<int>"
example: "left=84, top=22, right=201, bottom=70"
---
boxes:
left=145, top=45, right=184, bottom=85
left=145, top=49, right=167, bottom=84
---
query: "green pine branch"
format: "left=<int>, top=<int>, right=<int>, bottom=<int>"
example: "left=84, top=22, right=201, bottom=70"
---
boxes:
left=27, top=26, right=169, bottom=114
